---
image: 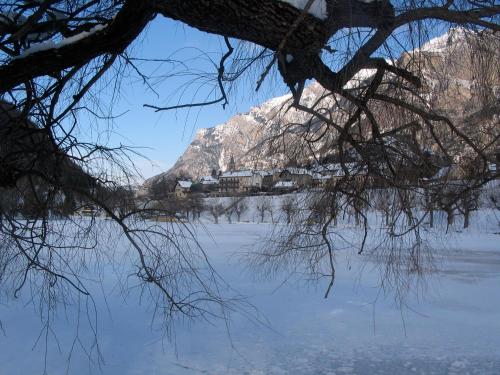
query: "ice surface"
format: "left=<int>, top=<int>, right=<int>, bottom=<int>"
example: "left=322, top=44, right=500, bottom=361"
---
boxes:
left=0, top=207, right=499, bottom=374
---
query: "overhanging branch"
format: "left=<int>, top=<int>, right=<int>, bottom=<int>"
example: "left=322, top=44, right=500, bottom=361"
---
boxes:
left=0, top=0, right=154, bottom=93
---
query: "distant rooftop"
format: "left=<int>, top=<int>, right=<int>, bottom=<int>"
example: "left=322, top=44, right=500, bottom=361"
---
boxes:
left=220, top=170, right=253, bottom=178
left=177, top=180, right=192, bottom=189
left=200, top=176, right=219, bottom=184
left=282, top=167, right=312, bottom=175
left=274, top=180, right=296, bottom=188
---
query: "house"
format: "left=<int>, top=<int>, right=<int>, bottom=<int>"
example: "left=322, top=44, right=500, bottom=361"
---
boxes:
left=272, top=180, right=296, bottom=193
left=273, top=167, right=313, bottom=188
left=312, top=173, right=332, bottom=188
left=199, top=175, right=219, bottom=193
left=219, top=170, right=258, bottom=194
left=174, top=180, right=192, bottom=198
left=488, top=162, right=498, bottom=178
left=257, top=170, right=274, bottom=191
left=75, top=204, right=100, bottom=217
left=248, top=172, right=264, bottom=192
left=219, top=171, right=245, bottom=193
left=487, top=148, right=500, bottom=179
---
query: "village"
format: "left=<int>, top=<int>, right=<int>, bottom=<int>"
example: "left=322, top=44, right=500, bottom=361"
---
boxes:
left=169, top=153, right=500, bottom=200
left=172, top=154, right=342, bottom=198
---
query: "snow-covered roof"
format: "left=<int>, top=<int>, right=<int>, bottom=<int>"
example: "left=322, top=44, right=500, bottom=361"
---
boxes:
left=313, top=173, right=331, bottom=180
left=220, top=170, right=253, bottom=178
left=268, top=168, right=284, bottom=175
left=177, top=180, right=192, bottom=189
left=273, top=180, right=296, bottom=188
left=254, top=170, right=273, bottom=177
left=312, top=163, right=335, bottom=173
left=313, top=163, right=364, bottom=176
left=199, top=176, right=219, bottom=184
left=282, top=167, right=312, bottom=176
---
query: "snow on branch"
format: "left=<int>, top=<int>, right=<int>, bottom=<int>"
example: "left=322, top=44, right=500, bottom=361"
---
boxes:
left=12, top=23, right=108, bottom=60
left=278, top=0, right=328, bottom=20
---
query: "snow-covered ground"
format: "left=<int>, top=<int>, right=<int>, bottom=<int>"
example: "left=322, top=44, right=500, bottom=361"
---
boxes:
left=0, top=211, right=499, bottom=374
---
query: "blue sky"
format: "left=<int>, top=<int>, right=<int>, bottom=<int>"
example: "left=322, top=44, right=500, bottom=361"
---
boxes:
left=94, top=15, right=450, bottom=180
left=96, top=16, right=289, bottom=180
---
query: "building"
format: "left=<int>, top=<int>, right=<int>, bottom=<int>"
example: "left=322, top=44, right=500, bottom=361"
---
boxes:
left=274, top=167, right=313, bottom=188
left=256, top=170, right=274, bottom=191
left=312, top=173, right=332, bottom=188
left=218, top=169, right=267, bottom=194
left=272, top=180, right=296, bottom=193
left=199, top=175, right=219, bottom=193
left=488, top=162, right=498, bottom=178
left=228, top=154, right=236, bottom=172
left=219, top=170, right=256, bottom=194
left=488, top=148, right=500, bottom=179
left=174, top=180, right=192, bottom=198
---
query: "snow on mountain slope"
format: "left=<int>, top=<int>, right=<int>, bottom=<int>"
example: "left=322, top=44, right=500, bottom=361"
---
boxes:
left=419, top=27, right=469, bottom=53
left=145, top=28, right=499, bottom=186
left=146, top=81, right=330, bottom=183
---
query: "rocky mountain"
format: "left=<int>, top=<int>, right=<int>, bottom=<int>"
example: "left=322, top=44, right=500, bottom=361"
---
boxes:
left=148, top=82, right=327, bottom=181
left=145, top=28, right=499, bottom=186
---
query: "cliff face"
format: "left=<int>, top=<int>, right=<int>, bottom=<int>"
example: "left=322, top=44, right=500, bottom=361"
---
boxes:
left=146, top=28, right=500, bottom=186
left=145, top=80, right=332, bottom=185
left=405, top=28, right=500, bottom=115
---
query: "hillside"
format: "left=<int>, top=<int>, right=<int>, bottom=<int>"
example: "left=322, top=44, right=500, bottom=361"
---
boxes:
left=146, top=28, right=500, bottom=186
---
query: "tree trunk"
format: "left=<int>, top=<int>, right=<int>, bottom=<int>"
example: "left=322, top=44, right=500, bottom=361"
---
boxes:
left=406, top=210, right=413, bottom=227
left=463, top=209, right=470, bottom=229
left=446, top=208, right=454, bottom=227
left=156, top=0, right=394, bottom=55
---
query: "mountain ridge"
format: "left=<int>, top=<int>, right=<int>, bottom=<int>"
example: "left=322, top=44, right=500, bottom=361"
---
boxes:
left=145, top=28, right=499, bottom=187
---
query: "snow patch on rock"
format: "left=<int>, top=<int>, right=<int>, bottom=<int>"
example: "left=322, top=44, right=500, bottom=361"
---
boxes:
left=343, top=68, right=377, bottom=89
left=419, top=27, right=469, bottom=53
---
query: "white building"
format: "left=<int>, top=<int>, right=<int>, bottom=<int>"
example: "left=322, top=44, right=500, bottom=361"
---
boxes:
left=174, top=180, right=192, bottom=198
left=199, top=175, right=219, bottom=192
left=219, top=170, right=263, bottom=193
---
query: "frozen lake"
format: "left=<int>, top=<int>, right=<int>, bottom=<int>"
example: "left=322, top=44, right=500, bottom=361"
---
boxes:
left=1, top=222, right=499, bottom=374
